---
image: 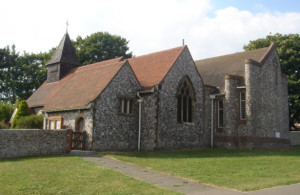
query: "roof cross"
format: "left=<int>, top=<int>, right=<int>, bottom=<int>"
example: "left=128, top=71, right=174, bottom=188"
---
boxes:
left=66, top=20, right=69, bottom=33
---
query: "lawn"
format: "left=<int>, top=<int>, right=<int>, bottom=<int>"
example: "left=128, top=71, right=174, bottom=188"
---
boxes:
left=0, top=155, right=180, bottom=195
left=107, top=146, right=300, bottom=191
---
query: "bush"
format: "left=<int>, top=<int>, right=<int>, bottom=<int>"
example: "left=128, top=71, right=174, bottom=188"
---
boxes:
left=15, top=115, right=43, bottom=129
left=11, top=100, right=30, bottom=128
left=0, top=121, right=9, bottom=129
left=0, top=102, right=14, bottom=123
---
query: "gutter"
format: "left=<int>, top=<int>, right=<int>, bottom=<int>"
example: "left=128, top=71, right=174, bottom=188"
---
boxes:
left=209, top=94, right=216, bottom=148
left=137, top=92, right=143, bottom=151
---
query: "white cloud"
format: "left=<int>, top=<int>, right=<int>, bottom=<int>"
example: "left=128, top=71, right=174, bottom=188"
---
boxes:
left=1, top=0, right=300, bottom=60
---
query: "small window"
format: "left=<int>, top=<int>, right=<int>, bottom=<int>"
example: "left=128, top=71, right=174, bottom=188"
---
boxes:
left=218, top=100, right=223, bottom=128
left=119, top=98, right=133, bottom=114
left=240, top=91, right=246, bottom=120
left=48, top=116, right=63, bottom=129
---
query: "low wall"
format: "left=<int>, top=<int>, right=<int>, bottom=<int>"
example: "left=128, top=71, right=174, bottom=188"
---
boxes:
left=290, top=131, right=300, bottom=145
left=0, top=129, right=71, bottom=159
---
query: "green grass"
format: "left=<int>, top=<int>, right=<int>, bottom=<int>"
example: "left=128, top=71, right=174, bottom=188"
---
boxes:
left=106, top=146, right=300, bottom=191
left=0, top=155, right=180, bottom=195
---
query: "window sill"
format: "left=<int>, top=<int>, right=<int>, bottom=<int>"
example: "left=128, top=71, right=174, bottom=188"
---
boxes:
left=238, top=120, right=246, bottom=124
left=178, top=122, right=194, bottom=125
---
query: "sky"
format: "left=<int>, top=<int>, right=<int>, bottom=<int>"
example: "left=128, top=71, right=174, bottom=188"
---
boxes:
left=1, top=0, right=300, bottom=60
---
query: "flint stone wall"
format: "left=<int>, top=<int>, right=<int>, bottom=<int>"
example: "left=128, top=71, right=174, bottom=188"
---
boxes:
left=46, top=109, right=93, bottom=149
left=92, top=63, right=140, bottom=151
left=140, top=92, right=158, bottom=150
left=0, top=129, right=69, bottom=159
left=245, top=49, right=289, bottom=139
left=290, top=131, right=300, bottom=145
left=155, top=47, right=206, bottom=149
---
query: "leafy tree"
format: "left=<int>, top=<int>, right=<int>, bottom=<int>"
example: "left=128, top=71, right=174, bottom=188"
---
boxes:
left=0, top=45, right=52, bottom=102
left=11, top=100, right=30, bottom=128
left=15, top=115, right=43, bottom=129
left=73, top=32, right=132, bottom=65
left=244, top=33, right=300, bottom=127
left=0, top=102, right=14, bottom=123
left=16, top=52, right=51, bottom=100
left=0, top=45, right=19, bottom=102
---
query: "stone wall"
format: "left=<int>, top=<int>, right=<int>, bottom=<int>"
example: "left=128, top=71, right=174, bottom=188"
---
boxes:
left=0, top=129, right=69, bottom=159
left=245, top=49, right=289, bottom=140
left=140, top=92, right=158, bottom=150
left=155, top=47, right=206, bottom=149
left=290, top=131, right=300, bottom=145
left=213, top=47, right=290, bottom=149
left=46, top=109, right=93, bottom=149
left=92, top=62, right=140, bottom=151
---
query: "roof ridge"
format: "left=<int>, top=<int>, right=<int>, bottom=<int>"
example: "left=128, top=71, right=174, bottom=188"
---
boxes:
left=195, top=46, right=269, bottom=62
left=87, top=56, right=124, bottom=66
left=75, top=61, right=126, bottom=73
left=130, top=46, right=185, bottom=59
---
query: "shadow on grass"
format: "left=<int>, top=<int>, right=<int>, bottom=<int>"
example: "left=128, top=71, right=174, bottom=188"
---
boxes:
left=100, top=145, right=300, bottom=159
left=0, top=154, right=76, bottom=163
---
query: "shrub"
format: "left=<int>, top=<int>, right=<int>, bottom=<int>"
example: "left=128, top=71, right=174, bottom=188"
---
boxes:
left=15, top=115, right=43, bottom=129
left=0, top=121, right=9, bottom=129
left=0, top=102, right=14, bottom=123
left=11, top=100, right=30, bottom=128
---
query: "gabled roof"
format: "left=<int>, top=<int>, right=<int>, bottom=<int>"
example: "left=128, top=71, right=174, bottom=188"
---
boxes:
left=46, top=33, right=81, bottom=66
left=195, top=44, right=273, bottom=92
left=128, top=46, right=185, bottom=89
left=27, top=58, right=128, bottom=111
left=28, top=46, right=186, bottom=111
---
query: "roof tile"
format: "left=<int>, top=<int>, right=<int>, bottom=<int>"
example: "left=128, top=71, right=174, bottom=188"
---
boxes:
left=129, top=46, right=185, bottom=88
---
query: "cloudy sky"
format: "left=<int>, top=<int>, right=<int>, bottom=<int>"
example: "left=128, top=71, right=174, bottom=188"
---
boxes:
left=1, top=0, right=300, bottom=60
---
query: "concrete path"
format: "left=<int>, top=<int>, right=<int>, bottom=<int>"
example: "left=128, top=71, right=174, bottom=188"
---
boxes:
left=70, top=150, right=300, bottom=195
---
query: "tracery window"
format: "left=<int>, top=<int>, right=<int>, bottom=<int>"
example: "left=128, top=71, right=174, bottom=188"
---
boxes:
left=177, top=77, right=195, bottom=123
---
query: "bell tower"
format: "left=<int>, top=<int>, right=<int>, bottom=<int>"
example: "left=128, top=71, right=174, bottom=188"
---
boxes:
left=46, top=33, right=81, bottom=83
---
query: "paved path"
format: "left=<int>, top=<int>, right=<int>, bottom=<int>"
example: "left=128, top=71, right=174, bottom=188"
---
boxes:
left=70, top=150, right=300, bottom=195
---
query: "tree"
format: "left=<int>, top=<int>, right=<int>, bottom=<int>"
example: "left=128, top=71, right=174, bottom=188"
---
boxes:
left=244, top=33, right=300, bottom=127
left=16, top=52, right=51, bottom=100
left=0, top=45, right=52, bottom=102
left=0, top=102, right=14, bottom=123
left=0, top=45, right=19, bottom=102
left=11, top=100, right=30, bottom=128
left=73, top=32, right=132, bottom=65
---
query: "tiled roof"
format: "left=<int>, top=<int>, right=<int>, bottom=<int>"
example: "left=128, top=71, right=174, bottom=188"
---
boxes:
left=129, top=46, right=185, bottom=88
left=27, top=59, right=127, bottom=111
left=28, top=46, right=185, bottom=111
left=195, top=45, right=271, bottom=92
left=46, top=33, right=81, bottom=66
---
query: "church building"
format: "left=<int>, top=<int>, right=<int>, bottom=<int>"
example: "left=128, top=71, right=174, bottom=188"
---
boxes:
left=27, top=33, right=290, bottom=150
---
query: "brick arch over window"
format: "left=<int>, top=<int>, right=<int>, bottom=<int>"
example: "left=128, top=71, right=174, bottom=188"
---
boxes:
left=177, top=76, right=195, bottom=123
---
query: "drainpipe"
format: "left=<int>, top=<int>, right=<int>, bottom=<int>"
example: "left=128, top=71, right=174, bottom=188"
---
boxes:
left=137, top=92, right=143, bottom=151
left=209, top=95, right=216, bottom=148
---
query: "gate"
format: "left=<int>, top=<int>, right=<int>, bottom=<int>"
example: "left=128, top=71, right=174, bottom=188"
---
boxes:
left=71, top=131, right=86, bottom=150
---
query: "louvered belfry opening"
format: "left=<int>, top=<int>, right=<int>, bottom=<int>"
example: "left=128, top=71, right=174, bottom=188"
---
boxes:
left=177, top=77, right=195, bottom=123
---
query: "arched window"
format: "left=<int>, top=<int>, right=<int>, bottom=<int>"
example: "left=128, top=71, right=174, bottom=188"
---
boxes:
left=177, top=77, right=195, bottom=123
left=75, top=117, right=85, bottom=132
